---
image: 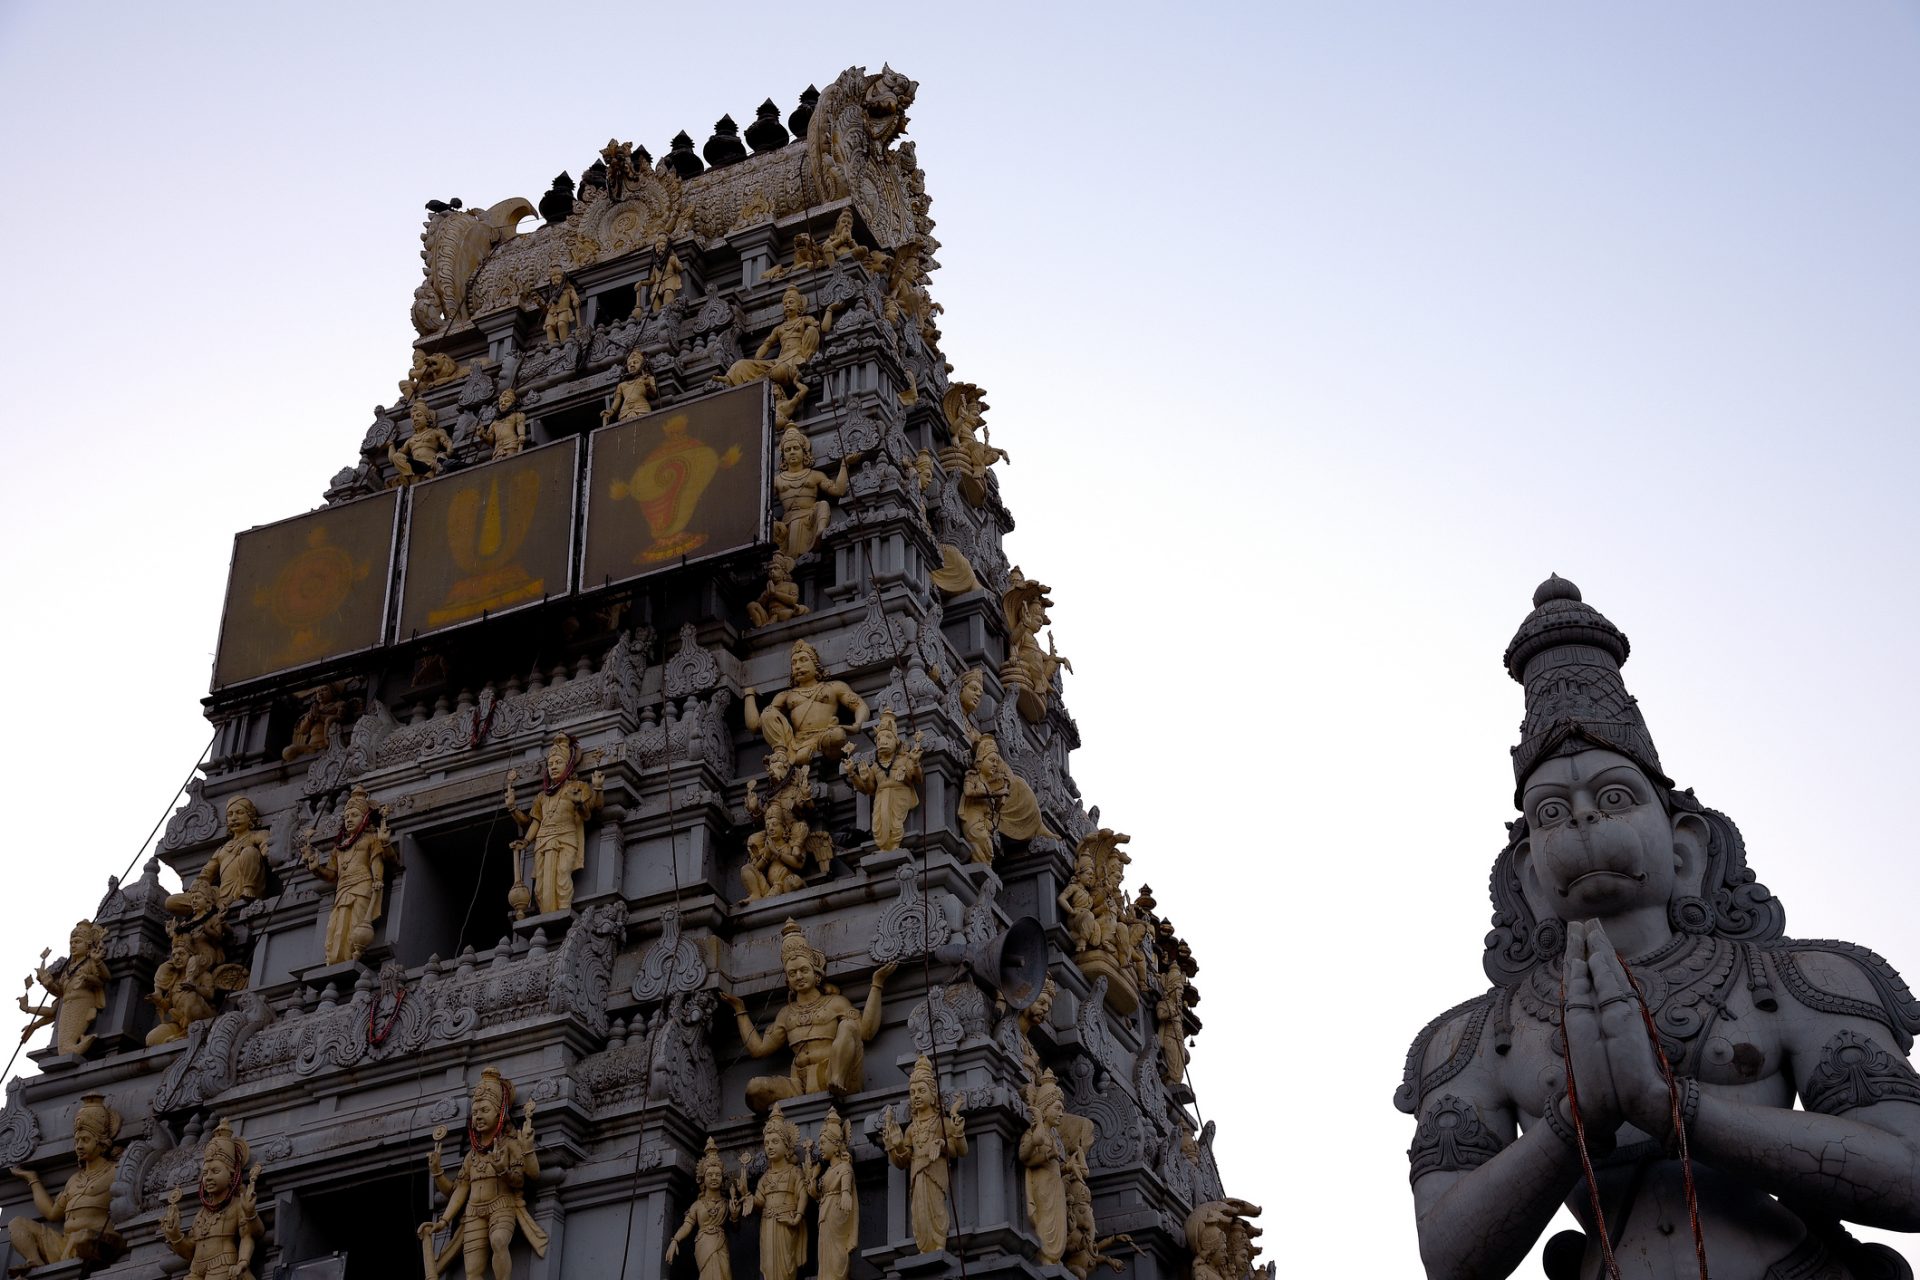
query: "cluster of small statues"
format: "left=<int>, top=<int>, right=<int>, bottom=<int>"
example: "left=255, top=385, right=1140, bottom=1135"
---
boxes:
left=738, top=641, right=868, bottom=901
left=1059, top=828, right=1151, bottom=1012
left=149, top=795, right=267, bottom=1045
left=749, top=427, right=855, bottom=628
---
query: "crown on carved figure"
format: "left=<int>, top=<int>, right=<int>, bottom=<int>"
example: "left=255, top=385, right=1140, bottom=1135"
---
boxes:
left=777, top=918, right=822, bottom=969
left=910, top=1055, right=938, bottom=1091
left=763, top=1101, right=799, bottom=1150
left=73, top=1094, right=121, bottom=1144
left=696, top=1136, right=726, bottom=1182
left=204, top=1118, right=250, bottom=1173
left=471, top=1065, right=513, bottom=1114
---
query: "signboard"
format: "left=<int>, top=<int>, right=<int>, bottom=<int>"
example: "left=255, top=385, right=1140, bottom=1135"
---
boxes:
left=396, top=438, right=578, bottom=640
left=580, top=383, right=769, bottom=592
left=213, top=490, right=399, bottom=690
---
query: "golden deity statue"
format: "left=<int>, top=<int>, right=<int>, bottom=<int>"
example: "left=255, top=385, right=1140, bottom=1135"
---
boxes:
left=19, top=920, right=109, bottom=1057
left=647, top=235, right=684, bottom=313
left=999, top=569, right=1069, bottom=723
left=1019, top=1070, right=1069, bottom=1266
left=665, top=1138, right=736, bottom=1280
left=743, top=640, right=869, bottom=767
left=880, top=1056, right=968, bottom=1255
left=842, top=709, right=924, bottom=852
left=769, top=427, right=852, bottom=560
left=939, top=382, right=1009, bottom=507
left=810, top=1109, right=858, bottom=1280
left=721, top=919, right=895, bottom=1112
left=170, top=796, right=270, bottom=914
left=419, top=1068, right=547, bottom=1280
left=7, top=1093, right=124, bottom=1269
left=159, top=1119, right=264, bottom=1280
left=300, top=785, right=400, bottom=965
left=601, top=350, right=657, bottom=424
left=478, top=389, right=529, bottom=460
left=733, top=1103, right=813, bottom=1280
left=504, top=733, right=605, bottom=916
left=747, top=551, right=808, bottom=629
left=742, top=753, right=828, bottom=903
left=957, top=731, right=1053, bottom=864
left=539, top=269, right=580, bottom=345
left=717, top=286, right=835, bottom=425
left=390, top=400, right=453, bottom=485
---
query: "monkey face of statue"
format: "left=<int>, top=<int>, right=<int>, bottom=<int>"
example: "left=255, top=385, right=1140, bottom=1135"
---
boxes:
left=1517, top=748, right=1702, bottom=920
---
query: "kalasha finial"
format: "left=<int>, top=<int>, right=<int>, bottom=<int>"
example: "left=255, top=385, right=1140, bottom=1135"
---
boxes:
left=747, top=98, right=789, bottom=154
left=538, top=173, right=574, bottom=226
left=664, top=131, right=703, bottom=179
left=1532, top=573, right=1581, bottom=608
left=789, top=85, right=819, bottom=139
left=703, top=116, right=746, bottom=168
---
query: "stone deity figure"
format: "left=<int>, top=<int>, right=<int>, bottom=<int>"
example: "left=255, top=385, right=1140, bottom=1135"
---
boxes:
left=733, top=1104, right=812, bottom=1280
left=742, top=754, right=827, bottom=902
left=504, top=733, right=605, bottom=916
left=760, top=233, right=827, bottom=282
left=173, top=796, right=270, bottom=913
left=540, top=269, right=581, bottom=345
left=478, top=389, right=529, bottom=460
left=1400, top=577, right=1920, bottom=1280
left=159, top=1118, right=264, bottom=1280
left=283, top=683, right=355, bottom=761
left=1184, top=1200, right=1265, bottom=1280
left=146, top=923, right=245, bottom=1046
left=7, top=1093, right=125, bottom=1268
left=420, top=1068, right=547, bottom=1280
left=19, top=921, right=109, bottom=1057
left=842, top=710, right=924, bottom=852
left=743, top=640, right=868, bottom=767
left=300, top=784, right=400, bottom=964
left=769, top=427, right=852, bottom=560
left=1154, top=960, right=1190, bottom=1087
left=820, top=208, right=858, bottom=260
left=880, top=1056, right=968, bottom=1254
left=999, top=570, right=1069, bottom=723
left=957, top=732, right=1052, bottom=864
left=602, top=350, right=657, bottom=424
left=717, top=286, right=832, bottom=424
left=810, top=1109, right=857, bottom=1280
left=721, top=919, right=896, bottom=1112
left=747, top=551, right=807, bottom=629
left=939, top=383, right=1009, bottom=506
left=1019, top=1070, right=1068, bottom=1266
left=666, top=1138, right=736, bottom=1280
left=647, top=236, right=684, bottom=313
left=390, top=400, right=453, bottom=484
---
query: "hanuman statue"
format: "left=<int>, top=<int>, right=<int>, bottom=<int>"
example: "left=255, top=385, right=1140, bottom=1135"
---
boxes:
left=1399, top=577, right=1920, bottom=1278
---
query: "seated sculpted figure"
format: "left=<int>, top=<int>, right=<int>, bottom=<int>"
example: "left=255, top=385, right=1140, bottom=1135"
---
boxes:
left=389, top=400, right=452, bottom=484
left=743, top=640, right=868, bottom=767
left=169, top=795, right=270, bottom=915
left=770, top=426, right=853, bottom=560
left=1399, top=577, right=1920, bottom=1279
left=721, top=919, right=895, bottom=1112
left=716, top=286, right=835, bottom=424
left=8, top=1093, right=124, bottom=1269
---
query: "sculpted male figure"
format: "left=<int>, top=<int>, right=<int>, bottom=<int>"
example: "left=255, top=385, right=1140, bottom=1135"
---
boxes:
left=1399, top=578, right=1920, bottom=1279
left=300, top=785, right=400, bottom=964
left=721, top=919, right=895, bottom=1112
left=743, top=639, right=868, bottom=767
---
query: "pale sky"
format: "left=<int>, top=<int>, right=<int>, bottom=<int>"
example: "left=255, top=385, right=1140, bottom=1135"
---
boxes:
left=3, top=3, right=1918, bottom=1272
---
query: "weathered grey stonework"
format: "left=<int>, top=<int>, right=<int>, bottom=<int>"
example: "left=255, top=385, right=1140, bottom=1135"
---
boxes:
left=0, top=65, right=1241, bottom=1280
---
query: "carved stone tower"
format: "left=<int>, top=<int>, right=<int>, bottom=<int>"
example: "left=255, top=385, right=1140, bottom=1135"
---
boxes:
left=0, top=67, right=1260, bottom=1280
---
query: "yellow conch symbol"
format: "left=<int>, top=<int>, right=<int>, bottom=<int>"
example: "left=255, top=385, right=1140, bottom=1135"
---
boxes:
left=610, top=414, right=743, bottom=563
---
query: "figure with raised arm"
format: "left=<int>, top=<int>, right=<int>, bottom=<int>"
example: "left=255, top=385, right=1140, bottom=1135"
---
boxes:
left=720, top=919, right=895, bottom=1112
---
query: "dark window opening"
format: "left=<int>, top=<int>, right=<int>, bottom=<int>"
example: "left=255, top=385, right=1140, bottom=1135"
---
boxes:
left=595, top=283, right=637, bottom=326
left=541, top=400, right=603, bottom=445
left=395, top=816, right=520, bottom=963
left=289, top=1170, right=428, bottom=1280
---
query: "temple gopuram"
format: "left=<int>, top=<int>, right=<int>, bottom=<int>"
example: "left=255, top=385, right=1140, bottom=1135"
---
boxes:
left=0, top=66, right=1264, bottom=1280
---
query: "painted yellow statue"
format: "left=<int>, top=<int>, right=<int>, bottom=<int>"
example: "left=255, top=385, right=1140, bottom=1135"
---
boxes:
left=939, top=383, right=1009, bottom=507
left=665, top=1138, right=736, bottom=1280
left=957, top=732, right=1053, bottom=864
left=170, top=796, right=270, bottom=915
left=842, top=710, right=924, bottom=852
left=19, top=921, right=109, bottom=1057
left=721, top=919, right=896, bottom=1112
left=1019, top=1070, right=1068, bottom=1266
left=7, top=1093, right=125, bottom=1269
left=504, top=733, right=605, bottom=916
left=540, top=269, right=580, bottom=345
left=390, top=400, right=453, bottom=484
left=742, top=754, right=827, bottom=903
left=283, top=682, right=354, bottom=761
left=1155, top=960, right=1190, bottom=1087
left=769, top=427, right=852, bottom=560
left=717, top=286, right=835, bottom=425
left=647, top=236, right=684, bottom=313
left=1000, top=569, right=1069, bottom=723
left=747, top=552, right=807, bottom=629
left=880, top=1056, right=968, bottom=1255
left=300, top=785, right=400, bottom=965
left=820, top=208, right=858, bottom=260
left=602, top=350, right=656, bottom=424
left=1059, top=829, right=1148, bottom=1012
left=146, top=921, right=247, bottom=1047
left=159, top=1119, right=263, bottom=1280
left=743, top=640, right=868, bottom=768
left=420, top=1068, right=547, bottom=1280
left=478, top=389, right=528, bottom=460
left=760, top=232, right=828, bottom=283
left=810, top=1109, right=857, bottom=1280
left=733, top=1104, right=812, bottom=1280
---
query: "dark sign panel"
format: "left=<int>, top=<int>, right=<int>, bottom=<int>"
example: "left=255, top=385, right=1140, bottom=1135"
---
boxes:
left=213, top=490, right=399, bottom=690
left=397, top=439, right=578, bottom=640
left=581, top=383, right=769, bottom=591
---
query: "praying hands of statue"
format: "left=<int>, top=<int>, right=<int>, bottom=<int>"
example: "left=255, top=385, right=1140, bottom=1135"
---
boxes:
left=1562, top=920, right=1674, bottom=1140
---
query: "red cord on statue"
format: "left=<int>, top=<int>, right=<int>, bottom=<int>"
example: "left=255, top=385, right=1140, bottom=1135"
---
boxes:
left=1618, top=958, right=1710, bottom=1280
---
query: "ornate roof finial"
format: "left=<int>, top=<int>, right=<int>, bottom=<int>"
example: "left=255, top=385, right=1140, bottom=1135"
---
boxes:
left=747, top=99, right=790, bottom=153
left=703, top=115, right=746, bottom=168
left=788, top=85, right=819, bottom=139
left=538, top=172, right=574, bottom=226
left=664, top=131, right=703, bottom=179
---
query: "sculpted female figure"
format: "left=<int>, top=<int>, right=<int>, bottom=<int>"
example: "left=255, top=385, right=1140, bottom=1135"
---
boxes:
left=8, top=1094, right=124, bottom=1268
left=420, top=1068, right=547, bottom=1280
left=1018, top=1070, right=1068, bottom=1266
left=505, top=733, right=605, bottom=915
left=300, top=784, right=400, bottom=964
left=743, top=640, right=868, bottom=767
left=665, top=1138, right=736, bottom=1279
left=733, top=1104, right=812, bottom=1280
left=811, top=1109, right=857, bottom=1280
left=1400, top=578, right=1920, bottom=1279
left=721, top=919, right=896, bottom=1112
left=20, top=920, right=109, bottom=1057
left=842, top=709, right=923, bottom=852
left=880, top=1056, right=968, bottom=1255
left=159, top=1119, right=263, bottom=1280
